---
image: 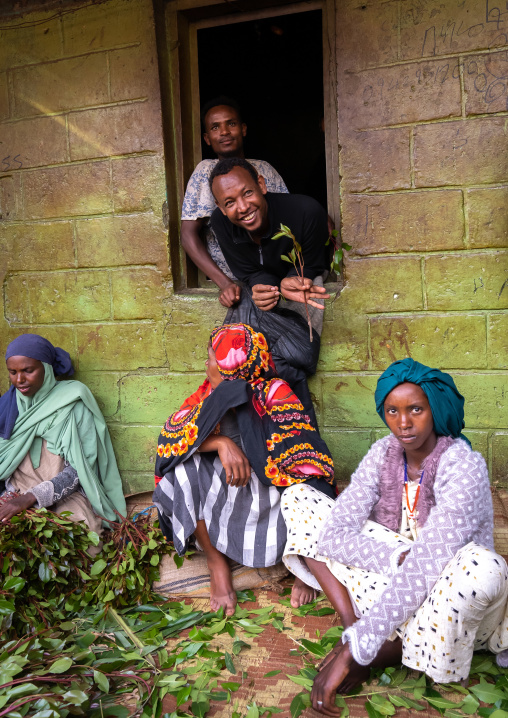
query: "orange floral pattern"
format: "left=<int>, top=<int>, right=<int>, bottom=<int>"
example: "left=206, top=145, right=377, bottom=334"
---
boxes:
left=155, top=323, right=334, bottom=491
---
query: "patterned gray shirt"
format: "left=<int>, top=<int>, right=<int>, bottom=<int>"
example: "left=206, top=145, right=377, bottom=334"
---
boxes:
left=2, top=463, right=81, bottom=508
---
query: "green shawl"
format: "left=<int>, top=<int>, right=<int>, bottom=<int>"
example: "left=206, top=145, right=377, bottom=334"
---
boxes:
left=0, top=364, right=126, bottom=523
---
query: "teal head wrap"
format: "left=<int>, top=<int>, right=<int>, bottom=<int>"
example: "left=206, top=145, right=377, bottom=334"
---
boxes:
left=375, top=358, right=469, bottom=444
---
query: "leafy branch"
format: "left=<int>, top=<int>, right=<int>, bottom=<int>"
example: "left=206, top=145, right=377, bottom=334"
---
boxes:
left=272, top=223, right=313, bottom=342
left=326, top=228, right=351, bottom=274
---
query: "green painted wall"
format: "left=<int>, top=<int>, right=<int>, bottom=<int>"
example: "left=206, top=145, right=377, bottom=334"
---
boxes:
left=0, top=0, right=506, bottom=494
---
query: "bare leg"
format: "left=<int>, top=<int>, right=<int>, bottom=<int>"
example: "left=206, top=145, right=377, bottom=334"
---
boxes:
left=194, top=520, right=237, bottom=616
left=300, top=556, right=358, bottom=670
left=304, top=557, right=357, bottom=628
left=291, top=576, right=317, bottom=607
left=303, top=557, right=399, bottom=692
left=299, top=556, right=403, bottom=708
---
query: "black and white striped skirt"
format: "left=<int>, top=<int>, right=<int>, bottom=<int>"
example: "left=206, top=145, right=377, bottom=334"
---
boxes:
left=153, top=452, right=286, bottom=568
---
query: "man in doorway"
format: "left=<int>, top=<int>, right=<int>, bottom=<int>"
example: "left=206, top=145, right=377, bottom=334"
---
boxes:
left=210, top=157, right=330, bottom=314
left=209, top=158, right=330, bottom=428
left=180, top=97, right=288, bottom=307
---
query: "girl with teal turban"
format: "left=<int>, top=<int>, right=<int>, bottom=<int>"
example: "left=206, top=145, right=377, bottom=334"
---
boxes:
left=375, top=357, right=470, bottom=444
left=0, top=334, right=126, bottom=534
left=280, top=358, right=508, bottom=714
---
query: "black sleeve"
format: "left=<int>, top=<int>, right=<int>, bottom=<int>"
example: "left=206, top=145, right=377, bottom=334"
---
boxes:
left=285, top=197, right=329, bottom=281
left=211, top=209, right=281, bottom=287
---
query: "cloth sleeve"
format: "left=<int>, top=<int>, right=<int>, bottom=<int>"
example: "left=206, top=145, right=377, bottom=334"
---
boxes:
left=28, top=463, right=80, bottom=509
left=342, top=447, right=491, bottom=666
left=317, top=436, right=407, bottom=577
left=181, top=161, right=216, bottom=221
left=251, top=161, right=288, bottom=194
left=239, top=269, right=282, bottom=289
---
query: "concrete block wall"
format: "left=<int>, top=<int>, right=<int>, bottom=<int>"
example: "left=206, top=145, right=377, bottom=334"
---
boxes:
left=0, top=0, right=173, bottom=493
left=330, top=0, right=508, bottom=485
left=0, top=0, right=507, bottom=494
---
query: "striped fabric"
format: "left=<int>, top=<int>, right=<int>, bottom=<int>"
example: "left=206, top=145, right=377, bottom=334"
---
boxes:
left=153, top=452, right=286, bottom=568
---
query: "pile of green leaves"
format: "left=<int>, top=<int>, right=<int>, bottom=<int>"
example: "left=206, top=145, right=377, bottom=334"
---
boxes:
left=0, top=506, right=290, bottom=717
left=68, top=511, right=175, bottom=610
left=286, top=624, right=508, bottom=718
left=0, top=507, right=175, bottom=637
left=0, top=591, right=288, bottom=718
left=0, top=509, right=99, bottom=634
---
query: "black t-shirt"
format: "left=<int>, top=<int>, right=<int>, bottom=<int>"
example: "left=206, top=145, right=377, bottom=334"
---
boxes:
left=210, top=192, right=329, bottom=288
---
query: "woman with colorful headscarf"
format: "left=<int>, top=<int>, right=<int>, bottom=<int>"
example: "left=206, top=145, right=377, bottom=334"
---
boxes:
left=0, top=334, right=126, bottom=538
left=281, top=358, right=508, bottom=714
left=153, top=323, right=335, bottom=615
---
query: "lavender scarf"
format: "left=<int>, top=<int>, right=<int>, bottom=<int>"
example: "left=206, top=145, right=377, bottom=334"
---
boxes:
left=370, top=434, right=455, bottom=531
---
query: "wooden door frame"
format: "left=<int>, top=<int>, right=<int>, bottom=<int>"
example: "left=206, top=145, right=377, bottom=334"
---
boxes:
left=158, top=0, right=339, bottom=291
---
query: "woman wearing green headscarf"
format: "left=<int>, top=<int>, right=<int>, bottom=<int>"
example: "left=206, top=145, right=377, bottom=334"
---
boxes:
left=281, top=359, right=508, bottom=714
left=0, top=334, right=126, bottom=536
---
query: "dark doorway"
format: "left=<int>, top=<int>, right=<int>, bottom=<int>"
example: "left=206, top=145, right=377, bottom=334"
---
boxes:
left=197, top=10, right=327, bottom=209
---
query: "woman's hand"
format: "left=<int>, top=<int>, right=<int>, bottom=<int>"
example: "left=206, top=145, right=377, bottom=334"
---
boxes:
left=199, top=435, right=252, bottom=487
left=311, top=643, right=354, bottom=715
left=216, top=437, right=251, bottom=487
left=0, top=492, right=36, bottom=523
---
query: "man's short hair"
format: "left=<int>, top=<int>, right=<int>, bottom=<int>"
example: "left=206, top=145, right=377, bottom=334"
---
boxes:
left=201, top=96, right=242, bottom=129
left=209, top=158, right=259, bottom=195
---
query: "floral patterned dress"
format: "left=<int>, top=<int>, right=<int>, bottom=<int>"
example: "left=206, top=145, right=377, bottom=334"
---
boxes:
left=153, top=323, right=334, bottom=567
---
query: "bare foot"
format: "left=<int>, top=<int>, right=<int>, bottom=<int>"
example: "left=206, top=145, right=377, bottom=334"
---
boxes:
left=208, top=554, right=237, bottom=616
left=291, top=577, right=317, bottom=607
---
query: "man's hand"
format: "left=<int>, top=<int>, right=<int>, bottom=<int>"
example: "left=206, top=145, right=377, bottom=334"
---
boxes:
left=281, top=276, right=330, bottom=309
left=252, top=284, right=279, bottom=311
left=216, top=437, right=251, bottom=487
left=219, top=281, right=241, bottom=307
left=0, top=492, right=36, bottom=523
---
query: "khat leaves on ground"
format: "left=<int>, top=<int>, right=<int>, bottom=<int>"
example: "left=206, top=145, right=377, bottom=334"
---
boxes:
left=287, top=620, right=508, bottom=718
left=0, top=587, right=287, bottom=717
left=0, top=508, right=287, bottom=717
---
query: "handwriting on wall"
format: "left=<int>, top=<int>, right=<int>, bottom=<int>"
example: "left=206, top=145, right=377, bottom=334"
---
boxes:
left=421, top=0, right=508, bottom=57
left=359, top=50, right=508, bottom=120
left=362, top=60, right=457, bottom=105
left=465, top=52, right=508, bottom=111
left=1, top=155, right=23, bottom=171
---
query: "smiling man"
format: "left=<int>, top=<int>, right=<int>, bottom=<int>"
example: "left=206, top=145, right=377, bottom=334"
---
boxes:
left=180, top=97, right=288, bottom=307
left=210, top=158, right=330, bottom=312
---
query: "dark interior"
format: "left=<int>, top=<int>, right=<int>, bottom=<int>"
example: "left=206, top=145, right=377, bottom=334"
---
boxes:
left=197, top=9, right=327, bottom=209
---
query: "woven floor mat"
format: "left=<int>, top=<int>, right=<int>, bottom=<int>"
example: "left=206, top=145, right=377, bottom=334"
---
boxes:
left=162, top=585, right=450, bottom=718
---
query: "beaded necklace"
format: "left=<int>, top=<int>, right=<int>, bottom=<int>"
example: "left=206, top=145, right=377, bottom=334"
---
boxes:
left=403, top=455, right=424, bottom=522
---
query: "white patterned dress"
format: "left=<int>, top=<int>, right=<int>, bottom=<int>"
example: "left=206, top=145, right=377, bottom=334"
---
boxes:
left=282, top=436, right=508, bottom=683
